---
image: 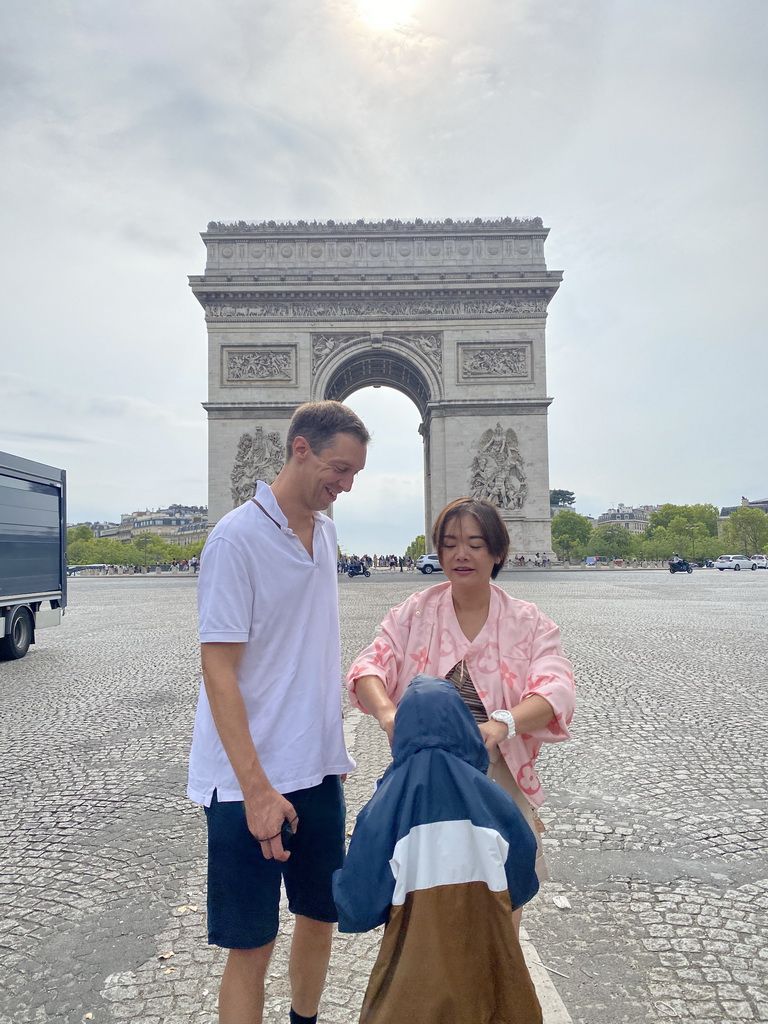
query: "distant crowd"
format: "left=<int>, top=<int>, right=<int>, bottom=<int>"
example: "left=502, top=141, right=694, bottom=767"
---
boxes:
left=338, top=554, right=416, bottom=573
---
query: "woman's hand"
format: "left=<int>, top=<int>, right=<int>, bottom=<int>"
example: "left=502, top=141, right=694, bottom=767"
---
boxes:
left=354, top=675, right=398, bottom=748
left=478, top=718, right=509, bottom=760
left=378, top=708, right=396, bottom=746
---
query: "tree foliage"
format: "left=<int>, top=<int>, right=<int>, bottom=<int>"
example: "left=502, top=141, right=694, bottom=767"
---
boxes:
left=590, top=523, right=636, bottom=559
left=723, top=507, right=768, bottom=556
left=66, top=533, right=205, bottom=566
left=406, top=534, right=426, bottom=559
left=551, top=510, right=593, bottom=561
left=647, top=504, right=719, bottom=537
left=550, top=489, right=576, bottom=508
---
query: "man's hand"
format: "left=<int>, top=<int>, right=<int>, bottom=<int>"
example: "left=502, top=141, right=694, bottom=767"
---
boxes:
left=244, top=787, right=298, bottom=863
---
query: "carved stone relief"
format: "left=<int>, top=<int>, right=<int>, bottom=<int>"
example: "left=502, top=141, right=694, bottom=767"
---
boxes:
left=311, top=334, right=364, bottom=374
left=224, top=347, right=296, bottom=384
left=459, top=344, right=530, bottom=382
left=311, top=331, right=443, bottom=376
left=206, top=297, right=547, bottom=321
left=230, top=426, right=285, bottom=506
left=468, top=423, right=527, bottom=510
left=387, top=332, right=443, bottom=373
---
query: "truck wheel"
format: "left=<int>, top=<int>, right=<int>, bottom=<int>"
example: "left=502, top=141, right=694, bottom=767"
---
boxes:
left=0, top=607, right=33, bottom=660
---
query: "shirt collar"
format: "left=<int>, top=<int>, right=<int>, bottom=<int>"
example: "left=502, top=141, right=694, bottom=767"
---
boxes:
left=254, top=480, right=326, bottom=530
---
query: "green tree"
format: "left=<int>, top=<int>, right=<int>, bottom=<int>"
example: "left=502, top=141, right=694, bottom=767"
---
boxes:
left=723, top=507, right=768, bottom=556
left=590, top=523, right=636, bottom=559
left=550, top=489, right=576, bottom=508
left=67, top=525, right=93, bottom=546
left=647, top=503, right=719, bottom=537
left=406, top=534, right=426, bottom=559
left=551, top=510, right=593, bottom=562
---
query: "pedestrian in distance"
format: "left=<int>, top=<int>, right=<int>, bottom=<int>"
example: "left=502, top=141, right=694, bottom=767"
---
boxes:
left=187, top=400, right=370, bottom=1024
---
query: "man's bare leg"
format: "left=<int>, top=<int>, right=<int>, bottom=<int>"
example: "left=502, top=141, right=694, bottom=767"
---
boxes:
left=288, top=916, right=334, bottom=1018
left=219, top=942, right=275, bottom=1024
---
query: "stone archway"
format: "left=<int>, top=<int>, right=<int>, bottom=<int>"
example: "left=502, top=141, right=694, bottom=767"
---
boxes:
left=191, top=218, right=562, bottom=558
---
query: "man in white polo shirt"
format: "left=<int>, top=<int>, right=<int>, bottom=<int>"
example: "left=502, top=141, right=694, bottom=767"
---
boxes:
left=188, top=400, right=369, bottom=1024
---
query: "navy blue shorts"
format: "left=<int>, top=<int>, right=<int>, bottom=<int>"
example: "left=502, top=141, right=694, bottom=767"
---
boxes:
left=204, top=775, right=346, bottom=949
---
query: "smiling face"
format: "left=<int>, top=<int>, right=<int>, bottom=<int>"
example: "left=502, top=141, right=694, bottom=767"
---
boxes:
left=438, top=514, right=499, bottom=586
left=297, top=431, right=368, bottom=511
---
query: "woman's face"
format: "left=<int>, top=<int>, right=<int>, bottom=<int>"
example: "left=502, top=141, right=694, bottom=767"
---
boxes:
left=439, top=514, right=498, bottom=585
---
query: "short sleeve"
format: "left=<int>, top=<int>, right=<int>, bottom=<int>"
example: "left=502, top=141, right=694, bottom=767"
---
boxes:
left=198, top=537, right=254, bottom=643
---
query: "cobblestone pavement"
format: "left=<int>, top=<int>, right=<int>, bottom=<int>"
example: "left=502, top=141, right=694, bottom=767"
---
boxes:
left=1, top=570, right=766, bottom=1023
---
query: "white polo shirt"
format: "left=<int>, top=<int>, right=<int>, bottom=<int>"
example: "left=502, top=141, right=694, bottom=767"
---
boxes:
left=187, top=481, right=355, bottom=805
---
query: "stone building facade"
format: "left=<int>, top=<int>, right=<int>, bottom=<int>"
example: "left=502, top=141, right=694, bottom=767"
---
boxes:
left=190, top=218, right=562, bottom=556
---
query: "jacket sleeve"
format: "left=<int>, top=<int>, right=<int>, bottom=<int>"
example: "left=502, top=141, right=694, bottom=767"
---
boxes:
left=332, top=801, right=398, bottom=933
left=520, top=612, right=575, bottom=743
left=345, top=595, right=416, bottom=711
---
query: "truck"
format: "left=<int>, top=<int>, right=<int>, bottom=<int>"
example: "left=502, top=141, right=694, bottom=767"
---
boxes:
left=0, top=451, right=67, bottom=660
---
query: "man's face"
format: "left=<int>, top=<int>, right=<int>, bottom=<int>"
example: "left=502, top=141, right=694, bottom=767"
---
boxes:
left=299, top=432, right=368, bottom=511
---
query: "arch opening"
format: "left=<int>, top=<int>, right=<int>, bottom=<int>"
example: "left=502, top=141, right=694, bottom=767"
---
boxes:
left=332, top=386, right=426, bottom=559
left=323, top=350, right=432, bottom=417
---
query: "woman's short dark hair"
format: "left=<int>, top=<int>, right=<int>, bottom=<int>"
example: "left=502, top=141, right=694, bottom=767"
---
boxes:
left=286, top=401, right=370, bottom=458
left=431, top=497, right=510, bottom=579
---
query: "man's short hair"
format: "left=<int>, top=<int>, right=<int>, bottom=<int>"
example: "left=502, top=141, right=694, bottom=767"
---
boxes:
left=432, top=497, right=510, bottom=579
left=286, top=401, right=371, bottom=459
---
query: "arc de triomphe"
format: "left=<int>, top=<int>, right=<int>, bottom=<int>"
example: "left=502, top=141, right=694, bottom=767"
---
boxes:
left=190, top=218, right=562, bottom=557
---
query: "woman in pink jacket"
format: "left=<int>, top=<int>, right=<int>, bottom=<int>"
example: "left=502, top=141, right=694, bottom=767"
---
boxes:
left=347, top=497, right=575, bottom=912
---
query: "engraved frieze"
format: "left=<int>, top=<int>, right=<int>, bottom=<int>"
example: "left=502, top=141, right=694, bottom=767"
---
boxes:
left=230, top=426, right=285, bottom=506
left=468, top=423, right=527, bottom=511
left=205, top=297, right=548, bottom=321
left=224, top=347, right=295, bottom=384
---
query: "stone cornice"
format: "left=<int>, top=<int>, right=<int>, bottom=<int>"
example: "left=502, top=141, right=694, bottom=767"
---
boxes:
left=203, top=217, right=547, bottom=237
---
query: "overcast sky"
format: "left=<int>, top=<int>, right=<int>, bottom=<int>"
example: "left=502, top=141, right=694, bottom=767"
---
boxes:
left=1, top=0, right=766, bottom=554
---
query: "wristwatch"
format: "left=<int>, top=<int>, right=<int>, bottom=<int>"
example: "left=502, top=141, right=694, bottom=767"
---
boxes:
left=490, top=709, right=517, bottom=740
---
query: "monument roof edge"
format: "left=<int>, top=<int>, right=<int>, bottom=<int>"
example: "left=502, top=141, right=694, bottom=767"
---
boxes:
left=201, top=217, right=549, bottom=237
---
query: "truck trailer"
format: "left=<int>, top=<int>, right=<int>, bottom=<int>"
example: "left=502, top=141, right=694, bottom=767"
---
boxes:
left=0, top=451, right=67, bottom=660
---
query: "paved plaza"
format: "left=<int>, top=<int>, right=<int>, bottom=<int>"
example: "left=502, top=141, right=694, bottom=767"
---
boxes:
left=1, top=570, right=767, bottom=1024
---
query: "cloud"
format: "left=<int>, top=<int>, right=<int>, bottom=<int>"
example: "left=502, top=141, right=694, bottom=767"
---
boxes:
left=0, top=0, right=766, bottom=539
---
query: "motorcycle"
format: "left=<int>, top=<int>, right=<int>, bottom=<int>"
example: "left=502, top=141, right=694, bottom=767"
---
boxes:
left=669, top=559, right=693, bottom=574
left=347, top=563, right=371, bottom=578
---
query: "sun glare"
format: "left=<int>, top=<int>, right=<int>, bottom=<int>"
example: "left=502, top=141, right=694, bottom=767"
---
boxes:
left=354, top=0, right=418, bottom=32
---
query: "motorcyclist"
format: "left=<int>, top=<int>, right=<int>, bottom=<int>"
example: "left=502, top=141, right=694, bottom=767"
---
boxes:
left=671, top=553, right=683, bottom=565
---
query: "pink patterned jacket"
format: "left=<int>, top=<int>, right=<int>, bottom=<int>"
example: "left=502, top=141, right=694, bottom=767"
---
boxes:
left=347, top=581, right=575, bottom=807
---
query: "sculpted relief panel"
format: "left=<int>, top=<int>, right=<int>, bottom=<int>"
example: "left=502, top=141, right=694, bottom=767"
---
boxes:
left=223, top=347, right=296, bottom=385
left=230, top=426, right=285, bottom=507
left=469, top=423, right=527, bottom=511
left=458, top=342, right=532, bottom=383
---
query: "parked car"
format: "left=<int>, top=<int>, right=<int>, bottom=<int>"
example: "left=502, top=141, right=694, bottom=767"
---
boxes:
left=714, top=555, right=758, bottom=571
left=750, top=554, right=768, bottom=569
left=416, top=553, right=443, bottom=574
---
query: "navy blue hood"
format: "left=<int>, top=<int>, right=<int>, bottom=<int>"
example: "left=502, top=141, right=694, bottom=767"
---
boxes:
left=390, top=674, right=489, bottom=774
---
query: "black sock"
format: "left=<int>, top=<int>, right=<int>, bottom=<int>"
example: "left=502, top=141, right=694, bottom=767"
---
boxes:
left=289, top=1010, right=317, bottom=1024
